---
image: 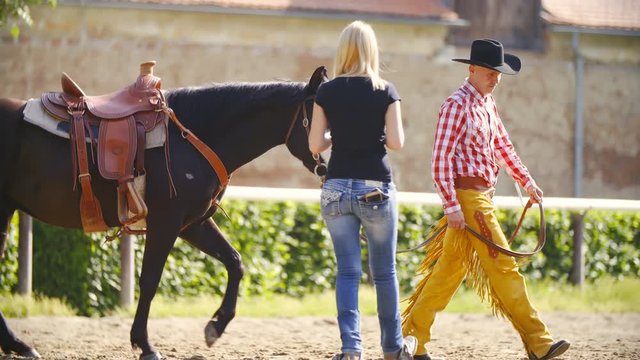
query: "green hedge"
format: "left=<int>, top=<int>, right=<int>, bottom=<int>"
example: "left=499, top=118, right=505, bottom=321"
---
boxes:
left=1, top=201, right=638, bottom=315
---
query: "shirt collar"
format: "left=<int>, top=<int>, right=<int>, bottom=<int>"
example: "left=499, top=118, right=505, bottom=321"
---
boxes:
left=461, top=78, right=489, bottom=104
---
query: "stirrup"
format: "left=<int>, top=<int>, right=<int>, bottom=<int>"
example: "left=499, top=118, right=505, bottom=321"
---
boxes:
left=118, top=181, right=148, bottom=225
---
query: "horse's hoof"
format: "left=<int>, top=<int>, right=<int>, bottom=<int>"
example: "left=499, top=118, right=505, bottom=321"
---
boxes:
left=19, top=348, right=41, bottom=358
left=2, top=342, right=41, bottom=358
left=204, top=320, right=220, bottom=347
left=139, top=351, right=162, bottom=360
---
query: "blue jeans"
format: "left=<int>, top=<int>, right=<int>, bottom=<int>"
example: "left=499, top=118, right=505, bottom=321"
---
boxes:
left=320, top=178, right=402, bottom=356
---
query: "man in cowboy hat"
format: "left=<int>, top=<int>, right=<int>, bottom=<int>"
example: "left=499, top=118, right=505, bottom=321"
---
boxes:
left=401, top=39, right=570, bottom=360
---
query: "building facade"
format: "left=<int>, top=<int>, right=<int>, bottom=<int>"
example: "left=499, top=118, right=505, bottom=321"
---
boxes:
left=1, top=0, right=638, bottom=199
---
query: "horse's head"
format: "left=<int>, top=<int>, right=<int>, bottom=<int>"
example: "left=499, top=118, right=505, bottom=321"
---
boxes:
left=284, top=66, right=329, bottom=178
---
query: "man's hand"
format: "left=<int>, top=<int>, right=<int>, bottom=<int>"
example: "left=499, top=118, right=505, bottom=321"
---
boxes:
left=447, top=210, right=466, bottom=229
left=527, top=185, right=543, bottom=204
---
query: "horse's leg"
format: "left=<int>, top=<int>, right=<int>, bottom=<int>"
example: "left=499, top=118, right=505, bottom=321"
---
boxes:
left=129, top=216, right=181, bottom=360
left=0, top=310, right=40, bottom=358
left=0, top=206, right=38, bottom=357
left=179, top=218, right=244, bottom=347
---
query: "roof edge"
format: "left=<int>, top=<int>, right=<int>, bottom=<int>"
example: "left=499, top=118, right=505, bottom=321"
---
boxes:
left=547, top=24, right=640, bottom=37
left=541, top=11, right=640, bottom=37
left=58, top=0, right=469, bottom=27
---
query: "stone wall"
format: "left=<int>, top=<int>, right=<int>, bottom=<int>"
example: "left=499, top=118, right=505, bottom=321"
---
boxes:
left=1, top=5, right=638, bottom=199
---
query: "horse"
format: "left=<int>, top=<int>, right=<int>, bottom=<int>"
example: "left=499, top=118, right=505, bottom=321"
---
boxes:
left=0, top=66, right=329, bottom=359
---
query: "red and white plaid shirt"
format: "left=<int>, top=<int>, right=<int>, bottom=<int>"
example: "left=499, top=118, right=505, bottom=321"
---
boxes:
left=432, top=79, right=536, bottom=214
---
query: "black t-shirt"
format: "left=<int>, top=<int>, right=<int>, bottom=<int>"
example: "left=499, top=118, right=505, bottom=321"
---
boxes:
left=315, top=76, right=401, bottom=182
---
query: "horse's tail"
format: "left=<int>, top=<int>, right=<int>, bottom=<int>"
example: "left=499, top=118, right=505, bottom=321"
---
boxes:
left=0, top=98, right=26, bottom=194
left=0, top=98, right=26, bottom=257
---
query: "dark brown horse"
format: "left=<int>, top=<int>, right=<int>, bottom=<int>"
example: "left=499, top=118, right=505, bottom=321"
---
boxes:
left=0, top=66, right=328, bottom=359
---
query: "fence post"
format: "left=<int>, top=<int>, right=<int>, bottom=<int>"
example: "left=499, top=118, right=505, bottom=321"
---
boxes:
left=570, top=212, right=586, bottom=286
left=17, top=212, right=33, bottom=296
left=120, top=233, right=135, bottom=307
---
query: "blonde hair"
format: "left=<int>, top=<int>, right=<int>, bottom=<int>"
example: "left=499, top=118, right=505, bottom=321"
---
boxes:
left=333, top=20, right=386, bottom=90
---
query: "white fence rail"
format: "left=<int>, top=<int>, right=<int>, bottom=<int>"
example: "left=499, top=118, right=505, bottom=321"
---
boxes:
left=226, top=186, right=640, bottom=211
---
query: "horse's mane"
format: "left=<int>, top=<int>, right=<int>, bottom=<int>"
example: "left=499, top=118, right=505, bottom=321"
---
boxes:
left=165, top=81, right=306, bottom=120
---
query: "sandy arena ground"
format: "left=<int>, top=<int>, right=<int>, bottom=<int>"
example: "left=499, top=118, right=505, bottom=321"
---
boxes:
left=2, top=313, right=639, bottom=359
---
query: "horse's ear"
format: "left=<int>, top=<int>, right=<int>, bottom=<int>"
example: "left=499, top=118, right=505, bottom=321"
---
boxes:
left=307, top=66, right=328, bottom=95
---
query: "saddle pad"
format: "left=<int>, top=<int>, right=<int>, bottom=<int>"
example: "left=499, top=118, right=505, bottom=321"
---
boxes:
left=23, top=98, right=167, bottom=149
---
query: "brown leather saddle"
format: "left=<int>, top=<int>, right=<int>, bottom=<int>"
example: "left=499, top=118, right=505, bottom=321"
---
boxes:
left=41, top=61, right=168, bottom=232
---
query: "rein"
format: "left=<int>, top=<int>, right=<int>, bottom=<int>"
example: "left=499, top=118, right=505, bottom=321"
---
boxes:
left=396, top=200, right=545, bottom=258
left=284, top=98, right=327, bottom=177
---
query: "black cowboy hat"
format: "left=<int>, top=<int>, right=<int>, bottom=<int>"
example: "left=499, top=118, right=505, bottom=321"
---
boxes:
left=452, top=39, right=521, bottom=75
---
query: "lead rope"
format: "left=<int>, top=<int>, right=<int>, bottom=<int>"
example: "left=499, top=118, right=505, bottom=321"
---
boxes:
left=396, top=200, right=545, bottom=258
left=514, top=181, right=525, bottom=207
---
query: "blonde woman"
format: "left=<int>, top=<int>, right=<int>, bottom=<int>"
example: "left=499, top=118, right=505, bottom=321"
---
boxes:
left=309, top=20, right=415, bottom=360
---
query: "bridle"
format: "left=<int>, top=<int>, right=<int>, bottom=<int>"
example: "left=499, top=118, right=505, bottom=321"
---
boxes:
left=284, top=96, right=327, bottom=177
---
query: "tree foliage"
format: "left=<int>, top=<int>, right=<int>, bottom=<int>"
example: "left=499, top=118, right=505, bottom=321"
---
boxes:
left=1, top=0, right=56, bottom=38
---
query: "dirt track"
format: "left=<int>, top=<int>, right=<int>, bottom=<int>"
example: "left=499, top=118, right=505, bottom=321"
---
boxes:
left=3, top=313, right=639, bottom=360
